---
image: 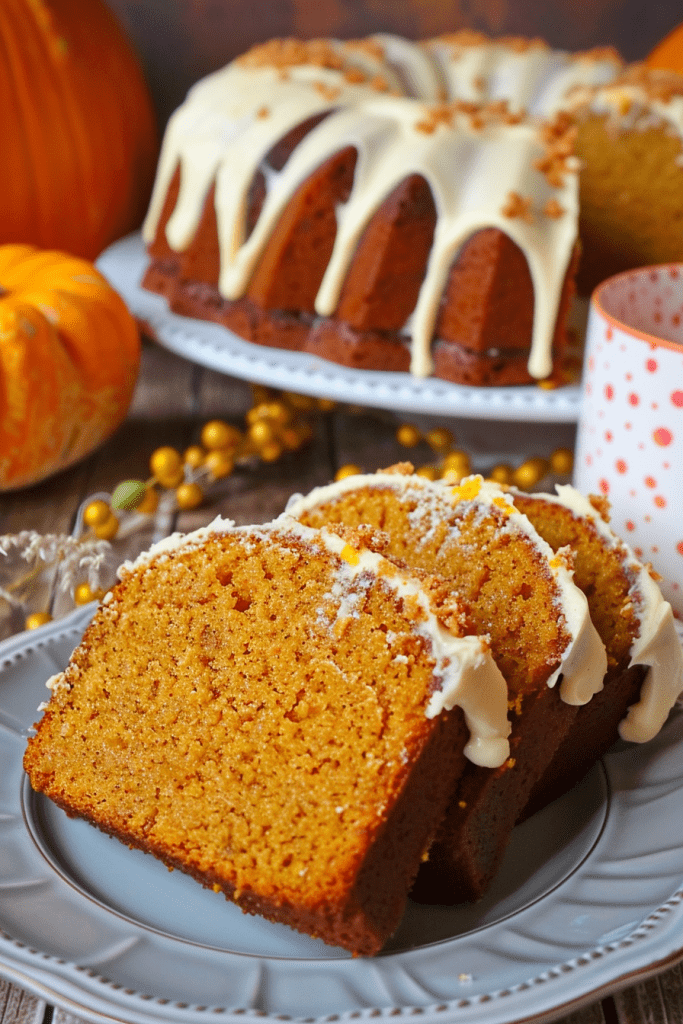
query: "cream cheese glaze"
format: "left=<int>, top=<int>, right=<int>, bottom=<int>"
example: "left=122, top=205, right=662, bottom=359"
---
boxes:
left=286, top=470, right=607, bottom=706
left=141, top=34, right=604, bottom=381
left=119, top=513, right=511, bottom=769
left=535, top=484, right=683, bottom=743
left=423, top=33, right=623, bottom=116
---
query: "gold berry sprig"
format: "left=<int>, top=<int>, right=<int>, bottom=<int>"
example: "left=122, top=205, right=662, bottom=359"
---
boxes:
left=14, top=396, right=576, bottom=633
left=335, top=422, right=573, bottom=489
left=80, top=390, right=320, bottom=539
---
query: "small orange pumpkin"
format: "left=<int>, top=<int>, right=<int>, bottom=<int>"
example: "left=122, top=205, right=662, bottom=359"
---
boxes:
left=0, top=0, right=158, bottom=260
left=0, top=244, right=140, bottom=490
left=647, top=22, right=683, bottom=74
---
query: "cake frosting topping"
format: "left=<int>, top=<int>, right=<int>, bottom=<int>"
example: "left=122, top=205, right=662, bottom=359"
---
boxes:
left=543, top=484, right=683, bottom=742
left=120, top=512, right=512, bottom=769
left=566, top=64, right=683, bottom=144
left=423, top=33, right=623, bottom=117
left=143, top=35, right=588, bottom=380
left=286, top=469, right=607, bottom=706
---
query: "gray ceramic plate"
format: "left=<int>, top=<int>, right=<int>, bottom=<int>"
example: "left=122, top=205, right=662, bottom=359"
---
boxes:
left=2, top=606, right=683, bottom=1024
left=96, top=234, right=581, bottom=424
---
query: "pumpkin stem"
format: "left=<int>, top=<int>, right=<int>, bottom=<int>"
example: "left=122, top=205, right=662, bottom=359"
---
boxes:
left=0, top=286, right=7, bottom=298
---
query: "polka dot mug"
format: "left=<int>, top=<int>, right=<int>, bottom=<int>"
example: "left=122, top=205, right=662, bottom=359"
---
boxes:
left=574, top=264, right=683, bottom=617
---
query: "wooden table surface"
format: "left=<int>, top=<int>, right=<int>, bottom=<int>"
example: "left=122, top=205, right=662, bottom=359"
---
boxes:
left=0, top=338, right=681, bottom=1024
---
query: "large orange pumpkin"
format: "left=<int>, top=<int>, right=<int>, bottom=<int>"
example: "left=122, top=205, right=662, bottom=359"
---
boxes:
left=0, top=245, right=141, bottom=490
left=0, top=0, right=158, bottom=260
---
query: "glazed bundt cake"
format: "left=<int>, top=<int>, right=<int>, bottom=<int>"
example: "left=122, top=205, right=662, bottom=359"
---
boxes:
left=510, top=485, right=683, bottom=818
left=286, top=465, right=607, bottom=901
left=24, top=516, right=512, bottom=956
left=142, top=36, right=585, bottom=387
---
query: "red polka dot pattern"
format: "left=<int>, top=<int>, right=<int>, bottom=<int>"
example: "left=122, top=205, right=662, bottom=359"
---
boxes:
left=653, top=427, right=673, bottom=447
left=575, top=264, right=683, bottom=615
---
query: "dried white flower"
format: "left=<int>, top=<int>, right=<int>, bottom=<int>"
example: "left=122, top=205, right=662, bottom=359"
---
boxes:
left=0, top=531, right=111, bottom=597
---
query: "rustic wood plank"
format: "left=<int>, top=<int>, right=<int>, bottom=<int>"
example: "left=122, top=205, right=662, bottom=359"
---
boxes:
left=555, top=1000, right=608, bottom=1024
left=190, top=362, right=255, bottom=422
left=613, top=967, right=683, bottom=1024
left=330, top=406, right=409, bottom=475
left=656, top=963, right=683, bottom=1023
left=52, top=1010, right=88, bottom=1024
left=0, top=980, right=45, bottom=1024
left=128, top=342, right=198, bottom=420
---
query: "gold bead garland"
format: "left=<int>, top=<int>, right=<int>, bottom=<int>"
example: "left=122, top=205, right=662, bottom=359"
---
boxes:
left=380, top=421, right=575, bottom=488
left=79, top=387, right=320, bottom=534
left=16, top=395, right=575, bottom=631
left=25, top=611, right=52, bottom=630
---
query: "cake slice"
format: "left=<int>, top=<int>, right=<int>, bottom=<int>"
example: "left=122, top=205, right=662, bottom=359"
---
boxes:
left=510, top=485, right=683, bottom=818
left=287, top=465, right=607, bottom=901
left=566, top=64, right=683, bottom=292
left=24, top=517, right=511, bottom=956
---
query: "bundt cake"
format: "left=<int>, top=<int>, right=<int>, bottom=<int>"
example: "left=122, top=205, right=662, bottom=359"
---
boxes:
left=566, top=64, right=683, bottom=293
left=142, top=36, right=586, bottom=387
left=286, top=465, right=607, bottom=901
left=510, top=485, right=683, bottom=818
left=24, top=516, right=512, bottom=956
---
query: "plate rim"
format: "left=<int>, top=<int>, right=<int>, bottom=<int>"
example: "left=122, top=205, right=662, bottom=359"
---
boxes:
left=96, top=234, right=582, bottom=425
left=2, top=606, right=683, bottom=1024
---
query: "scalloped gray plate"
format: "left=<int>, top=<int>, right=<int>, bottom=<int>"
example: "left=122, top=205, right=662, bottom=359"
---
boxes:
left=96, top=234, right=581, bottom=424
left=2, top=606, right=683, bottom=1024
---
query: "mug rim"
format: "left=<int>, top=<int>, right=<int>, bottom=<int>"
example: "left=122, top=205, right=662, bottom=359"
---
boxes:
left=592, top=262, right=683, bottom=353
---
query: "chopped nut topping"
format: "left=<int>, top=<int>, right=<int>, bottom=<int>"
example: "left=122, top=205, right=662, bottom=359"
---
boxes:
left=343, top=67, right=367, bottom=85
left=612, top=63, right=683, bottom=104
left=534, top=111, right=578, bottom=186
left=588, top=494, right=612, bottom=521
left=313, top=81, right=341, bottom=102
left=573, top=45, right=624, bottom=68
left=501, top=191, right=534, bottom=222
left=237, top=37, right=347, bottom=72
left=543, top=198, right=564, bottom=218
left=432, top=29, right=548, bottom=56
left=344, top=37, right=385, bottom=62
left=413, top=97, right=522, bottom=135
left=370, top=74, right=390, bottom=92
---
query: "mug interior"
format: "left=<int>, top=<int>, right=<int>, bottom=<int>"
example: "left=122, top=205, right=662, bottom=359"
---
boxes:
left=595, top=264, right=683, bottom=347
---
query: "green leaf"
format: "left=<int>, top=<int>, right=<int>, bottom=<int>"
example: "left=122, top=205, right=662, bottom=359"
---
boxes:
left=111, top=480, right=147, bottom=511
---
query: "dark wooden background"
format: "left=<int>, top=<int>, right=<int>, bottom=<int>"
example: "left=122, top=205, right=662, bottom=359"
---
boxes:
left=104, top=0, right=683, bottom=129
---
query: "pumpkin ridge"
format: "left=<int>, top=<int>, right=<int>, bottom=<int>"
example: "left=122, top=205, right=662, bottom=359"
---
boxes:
left=0, top=0, right=158, bottom=258
left=0, top=8, right=44, bottom=244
